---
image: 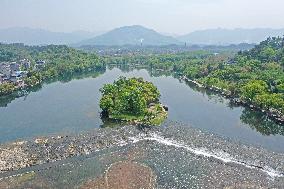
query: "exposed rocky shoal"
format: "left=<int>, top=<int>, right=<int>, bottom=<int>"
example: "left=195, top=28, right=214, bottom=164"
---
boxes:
left=0, top=121, right=284, bottom=188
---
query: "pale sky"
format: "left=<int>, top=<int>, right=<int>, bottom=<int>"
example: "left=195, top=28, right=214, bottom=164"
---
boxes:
left=1, top=0, right=284, bottom=34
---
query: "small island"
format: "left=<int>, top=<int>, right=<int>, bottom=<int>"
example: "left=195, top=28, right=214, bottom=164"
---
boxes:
left=99, top=76, right=168, bottom=125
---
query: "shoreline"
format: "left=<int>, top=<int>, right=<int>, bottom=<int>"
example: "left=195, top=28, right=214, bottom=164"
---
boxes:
left=182, top=76, right=284, bottom=125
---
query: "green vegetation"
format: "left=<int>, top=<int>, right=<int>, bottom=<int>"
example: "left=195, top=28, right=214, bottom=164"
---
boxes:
left=105, top=37, right=284, bottom=119
left=0, top=43, right=104, bottom=96
left=99, top=77, right=167, bottom=125
left=1, top=36, right=284, bottom=121
left=201, top=37, right=284, bottom=115
left=0, top=83, right=16, bottom=95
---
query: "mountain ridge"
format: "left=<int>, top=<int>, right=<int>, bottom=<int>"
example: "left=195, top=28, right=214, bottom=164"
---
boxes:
left=77, top=25, right=182, bottom=46
left=1, top=26, right=284, bottom=46
left=178, top=28, right=284, bottom=45
left=0, top=27, right=102, bottom=45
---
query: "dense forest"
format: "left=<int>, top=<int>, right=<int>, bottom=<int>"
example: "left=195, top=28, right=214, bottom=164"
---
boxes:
left=0, top=43, right=104, bottom=95
left=200, top=37, right=284, bottom=115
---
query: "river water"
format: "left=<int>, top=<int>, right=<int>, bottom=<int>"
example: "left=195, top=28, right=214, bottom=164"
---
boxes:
left=0, top=67, right=284, bottom=152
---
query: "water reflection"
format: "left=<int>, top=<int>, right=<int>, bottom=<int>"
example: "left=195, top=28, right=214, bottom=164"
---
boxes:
left=109, top=64, right=173, bottom=77
left=0, top=69, right=105, bottom=108
left=45, top=68, right=105, bottom=84
left=108, top=66, right=284, bottom=137
left=0, top=85, right=42, bottom=107
left=182, top=79, right=228, bottom=105
left=241, top=108, right=284, bottom=136
left=0, top=65, right=283, bottom=143
left=100, top=118, right=126, bottom=128
left=183, top=79, right=284, bottom=136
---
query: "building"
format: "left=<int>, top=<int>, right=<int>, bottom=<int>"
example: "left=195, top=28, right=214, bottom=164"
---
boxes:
left=0, top=62, right=11, bottom=77
left=10, top=71, right=25, bottom=83
left=20, top=59, right=31, bottom=70
left=34, top=60, right=46, bottom=70
left=10, top=62, right=20, bottom=73
left=0, top=74, right=3, bottom=84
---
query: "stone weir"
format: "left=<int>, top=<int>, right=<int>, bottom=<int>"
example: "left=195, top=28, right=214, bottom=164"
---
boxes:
left=0, top=122, right=284, bottom=188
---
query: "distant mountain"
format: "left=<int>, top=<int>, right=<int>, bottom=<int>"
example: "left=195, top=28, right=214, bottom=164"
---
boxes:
left=0, top=27, right=102, bottom=45
left=3, top=27, right=283, bottom=47
left=178, top=28, right=284, bottom=45
left=77, top=25, right=181, bottom=46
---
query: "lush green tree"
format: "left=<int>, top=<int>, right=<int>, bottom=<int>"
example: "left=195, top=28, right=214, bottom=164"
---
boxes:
left=253, top=93, right=284, bottom=112
left=0, top=83, right=16, bottom=95
left=100, top=77, right=161, bottom=118
left=240, top=80, right=269, bottom=101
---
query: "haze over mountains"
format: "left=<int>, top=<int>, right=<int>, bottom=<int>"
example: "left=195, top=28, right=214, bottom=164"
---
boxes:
left=0, top=26, right=284, bottom=46
left=0, top=27, right=103, bottom=45
left=77, top=25, right=181, bottom=46
left=178, top=28, right=284, bottom=45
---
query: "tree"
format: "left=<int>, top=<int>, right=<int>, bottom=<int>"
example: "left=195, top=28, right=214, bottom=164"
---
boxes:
left=0, top=83, right=16, bottom=95
left=240, top=80, right=268, bottom=101
left=99, top=77, right=161, bottom=118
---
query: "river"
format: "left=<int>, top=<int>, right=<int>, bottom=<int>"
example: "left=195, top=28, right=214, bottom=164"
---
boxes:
left=1, top=66, right=284, bottom=188
left=0, top=67, right=284, bottom=152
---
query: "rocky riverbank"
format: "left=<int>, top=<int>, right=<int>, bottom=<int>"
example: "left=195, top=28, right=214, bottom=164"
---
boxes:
left=0, top=121, right=284, bottom=188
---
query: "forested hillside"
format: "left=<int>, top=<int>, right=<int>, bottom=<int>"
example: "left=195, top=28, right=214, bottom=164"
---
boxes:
left=199, top=37, right=284, bottom=116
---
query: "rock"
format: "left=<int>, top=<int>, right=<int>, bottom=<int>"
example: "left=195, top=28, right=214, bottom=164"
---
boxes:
left=34, top=138, right=48, bottom=144
left=163, top=105, right=169, bottom=111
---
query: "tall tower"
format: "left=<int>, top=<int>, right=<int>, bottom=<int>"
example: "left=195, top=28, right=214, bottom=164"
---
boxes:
left=140, top=38, right=144, bottom=46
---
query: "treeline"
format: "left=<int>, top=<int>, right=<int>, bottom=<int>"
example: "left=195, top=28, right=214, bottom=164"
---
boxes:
left=105, top=50, right=231, bottom=70
left=201, top=37, right=284, bottom=115
left=0, top=43, right=104, bottom=96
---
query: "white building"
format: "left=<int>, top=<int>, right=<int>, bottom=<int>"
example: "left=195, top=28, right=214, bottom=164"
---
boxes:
left=0, top=74, right=3, bottom=84
left=20, top=59, right=31, bottom=70
left=34, top=60, right=46, bottom=70
left=0, top=62, right=11, bottom=77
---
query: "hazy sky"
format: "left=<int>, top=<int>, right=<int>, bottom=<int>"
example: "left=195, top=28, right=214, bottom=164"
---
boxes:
left=1, top=0, right=284, bottom=34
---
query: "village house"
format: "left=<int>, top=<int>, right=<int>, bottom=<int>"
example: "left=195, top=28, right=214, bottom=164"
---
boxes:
left=0, top=62, right=27, bottom=85
left=10, top=72, right=22, bottom=83
left=9, top=71, right=27, bottom=88
left=0, top=62, right=12, bottom=78
left=20, top=59, right=31, bottom=70
left=34, top=60, right=46, bottom=70
left=0, top=73, right=3, bottom=84
left=10, top=62, right=20, bottom=73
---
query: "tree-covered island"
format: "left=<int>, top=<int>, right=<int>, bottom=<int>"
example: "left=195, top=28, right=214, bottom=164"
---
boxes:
left=99, top=77, right=168, bottom=125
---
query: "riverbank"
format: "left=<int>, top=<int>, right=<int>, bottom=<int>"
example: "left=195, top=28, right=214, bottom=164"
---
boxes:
left=0, top=122, right=284, bottom=188
left=182, top=76, right=284, bottom=125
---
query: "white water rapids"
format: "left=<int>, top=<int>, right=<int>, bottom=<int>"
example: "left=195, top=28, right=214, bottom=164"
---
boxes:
left=129, top=133, right=284, bottom=179
left=0, top=132, right=283, bottom=182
